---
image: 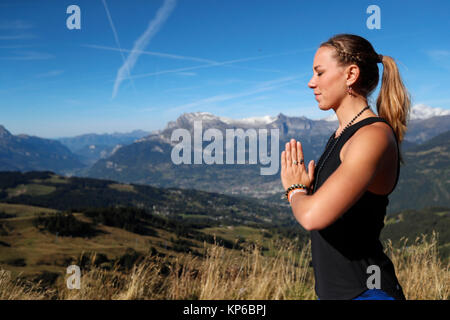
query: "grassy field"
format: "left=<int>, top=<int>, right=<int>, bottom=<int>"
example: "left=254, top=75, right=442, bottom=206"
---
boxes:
left=0, top=203, right=191, bottom=276
left=32, top=174, right=69, bottom=185
left=0, top=202, right=268, bottom=277
left=108, top=183, right=137, bottom=193
left=6, top=184, right=56, bottom=198
left=0, top=202, right=57, bottom=217
left=0, top=233, right=448, bottom=300
left=0, top=202, right=448, bottom=300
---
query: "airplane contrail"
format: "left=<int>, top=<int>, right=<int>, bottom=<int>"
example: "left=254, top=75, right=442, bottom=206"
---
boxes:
left=124, top=48, right=312, bottom=80
left=112, top=0, right=176, bottom=98
left=168, top=73, right=307, bottom=113
left=101, top=0, right=136, bottom=93
left=85, top=43, right=215, bottom=63
left=84, top=43, right=288, bottom=74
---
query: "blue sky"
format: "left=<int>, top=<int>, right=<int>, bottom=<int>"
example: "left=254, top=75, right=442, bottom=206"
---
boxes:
left=1, top=0, right=449, bottom=138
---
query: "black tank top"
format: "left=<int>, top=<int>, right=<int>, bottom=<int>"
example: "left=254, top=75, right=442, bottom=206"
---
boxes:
left=310, top=116, right=406, bottom=300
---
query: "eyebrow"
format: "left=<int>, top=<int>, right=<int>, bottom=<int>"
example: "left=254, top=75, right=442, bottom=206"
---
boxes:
left=313, top=65, right=323, bottom=71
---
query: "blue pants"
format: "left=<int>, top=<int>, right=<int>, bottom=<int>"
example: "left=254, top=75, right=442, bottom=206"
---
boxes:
left=352, top=289, right=395, bottom=300
left=317, top=289, right=396, bottom=300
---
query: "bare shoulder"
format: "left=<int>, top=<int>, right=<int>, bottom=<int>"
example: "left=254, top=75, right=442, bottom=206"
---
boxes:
left=363, top=120, right=396, bottom=146
left=342, top=120, right=396, bottom=163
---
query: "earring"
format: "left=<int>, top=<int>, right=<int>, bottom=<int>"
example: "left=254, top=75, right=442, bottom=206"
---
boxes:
left=347, top=86, right=354, bottom=96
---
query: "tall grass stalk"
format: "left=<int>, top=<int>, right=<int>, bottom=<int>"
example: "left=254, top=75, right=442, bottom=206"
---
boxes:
left=0, top=234, right=448, bottom=300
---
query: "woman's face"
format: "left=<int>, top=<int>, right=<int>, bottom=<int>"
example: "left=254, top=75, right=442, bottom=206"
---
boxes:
left=308, top=46, right=348, bottom=111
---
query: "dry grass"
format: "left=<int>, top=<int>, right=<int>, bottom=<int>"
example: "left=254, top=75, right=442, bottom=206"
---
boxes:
left=0, top=269, right=48, bottom=300
left=386, top=231, right=449, bottom=300
left=0, top=234, right=448, bottom=300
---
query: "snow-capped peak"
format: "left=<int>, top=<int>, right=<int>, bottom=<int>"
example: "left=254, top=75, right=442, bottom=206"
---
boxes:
left=410, top=104, right=450, bottom=120
left=218, top=115, right=277, bottom=126
left=179, top=112, right=219, bottom=122
left=320, top=114, right=338, bottom=122
left=319, top=104, right=450, bottom=122
left=177, top=112, right=277, bottom=126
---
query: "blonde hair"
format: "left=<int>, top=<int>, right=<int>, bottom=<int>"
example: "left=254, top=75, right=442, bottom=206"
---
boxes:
left=320, top=34, right=411, bottom=164
left=376, top=56, right=411, bottom=148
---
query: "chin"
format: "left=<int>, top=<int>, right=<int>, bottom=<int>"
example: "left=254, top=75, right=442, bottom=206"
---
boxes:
left=318, top=103, right=330, bottom=111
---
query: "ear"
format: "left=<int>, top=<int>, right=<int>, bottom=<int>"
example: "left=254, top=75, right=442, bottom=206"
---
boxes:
left=345, top=64, right=360, bottom=87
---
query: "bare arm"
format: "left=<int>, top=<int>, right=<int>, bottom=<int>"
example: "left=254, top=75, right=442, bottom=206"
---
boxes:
left=290, top=126, right=393, bottom=231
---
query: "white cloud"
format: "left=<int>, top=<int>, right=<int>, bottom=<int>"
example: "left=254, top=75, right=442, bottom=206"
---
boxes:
left=409, top=103, right=450, bottom=119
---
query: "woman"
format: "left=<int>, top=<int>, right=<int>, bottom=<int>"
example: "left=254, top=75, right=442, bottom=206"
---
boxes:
left=280, top=34, right=410, bottom=300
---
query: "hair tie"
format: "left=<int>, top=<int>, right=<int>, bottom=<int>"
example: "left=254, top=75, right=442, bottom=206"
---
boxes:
left=378, top=54, right=383, bottom=63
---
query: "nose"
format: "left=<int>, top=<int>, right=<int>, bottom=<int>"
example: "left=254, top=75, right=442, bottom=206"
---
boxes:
left=308, top=75, right=316, bottom=89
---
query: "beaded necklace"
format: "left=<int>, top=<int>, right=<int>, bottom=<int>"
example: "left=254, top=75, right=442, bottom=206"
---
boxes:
left=312, top=105, right=371, bottom=193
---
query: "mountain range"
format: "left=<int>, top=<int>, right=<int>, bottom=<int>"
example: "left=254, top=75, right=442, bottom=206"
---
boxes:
left=56, top=130, right=151, bottom=166
left=85, top=109, right=450, bottom=213
left=0, top=125, right=84, bottom=173
left=1, top=104, right=449, bottom=213
left=58, top=104, right=450, bottom=163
